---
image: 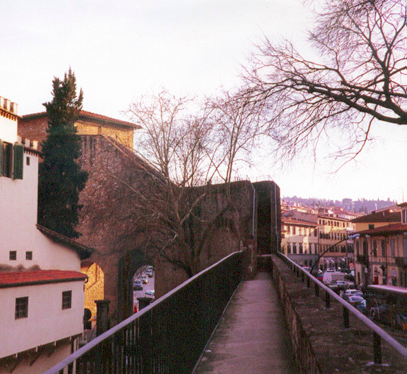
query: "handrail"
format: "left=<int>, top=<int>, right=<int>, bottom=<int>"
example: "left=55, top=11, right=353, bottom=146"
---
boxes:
left=44, top=251, right=243, bottom=374
left=276, top=252, right=407, bottom=360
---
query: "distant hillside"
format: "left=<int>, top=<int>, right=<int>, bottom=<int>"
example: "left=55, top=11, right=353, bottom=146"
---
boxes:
left=283, top=196, right=397, bottom=213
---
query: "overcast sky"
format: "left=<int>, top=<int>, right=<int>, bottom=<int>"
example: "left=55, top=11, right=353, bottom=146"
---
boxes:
left=1, top=0, right=406, bottom=202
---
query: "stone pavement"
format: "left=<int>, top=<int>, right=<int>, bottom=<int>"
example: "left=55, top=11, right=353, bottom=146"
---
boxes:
left=193, top=272, right=299, bottom=374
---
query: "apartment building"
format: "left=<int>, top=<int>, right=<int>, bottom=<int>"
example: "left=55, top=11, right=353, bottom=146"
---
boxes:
left=352, top=205, right=407, bottom=288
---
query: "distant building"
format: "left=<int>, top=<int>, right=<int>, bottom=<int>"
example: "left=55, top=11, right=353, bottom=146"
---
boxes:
left=352, top=205, right=407, bottom=288
left=281, top=202, right=355, bottom=270
left=0, top=96, right=92, bottom=374
left=317, top=214, right=355, bottom=270
left=281, top=217, right=319, bottom=268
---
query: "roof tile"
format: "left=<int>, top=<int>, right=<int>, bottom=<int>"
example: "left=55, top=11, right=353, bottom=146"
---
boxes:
left=0, top=270, right=87, bottom=288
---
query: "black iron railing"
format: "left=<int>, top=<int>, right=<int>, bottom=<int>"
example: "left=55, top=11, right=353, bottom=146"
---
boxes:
left=276, top=252, right=407, bottom=364
left=44, top=251, right=243, bottom=374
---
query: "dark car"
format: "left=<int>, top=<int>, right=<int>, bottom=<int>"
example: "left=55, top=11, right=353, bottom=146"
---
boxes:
left=133, top=280, right=143, bottom=290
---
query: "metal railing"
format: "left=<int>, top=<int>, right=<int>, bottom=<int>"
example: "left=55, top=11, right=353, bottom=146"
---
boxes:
left=44, top=251, right=243, bottom=374
left=276, top=252, right=407, bottom=364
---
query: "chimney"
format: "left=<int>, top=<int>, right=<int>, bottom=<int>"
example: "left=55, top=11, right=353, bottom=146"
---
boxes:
left=3, top=98, right=10, bottom=111
left=9, top=102, right=18, bottom=114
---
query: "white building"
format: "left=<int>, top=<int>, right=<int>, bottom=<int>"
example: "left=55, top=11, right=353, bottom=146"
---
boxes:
left=0, top=96, right=92, bottom=374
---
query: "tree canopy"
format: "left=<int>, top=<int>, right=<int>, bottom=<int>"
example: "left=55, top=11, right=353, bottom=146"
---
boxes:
left=242, top=0, right=407, bottom=161
left=38, top=68, right=88, bottom=238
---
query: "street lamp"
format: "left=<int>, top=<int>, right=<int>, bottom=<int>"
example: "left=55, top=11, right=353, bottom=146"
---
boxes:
left=310, top=233, right=360, bottom=275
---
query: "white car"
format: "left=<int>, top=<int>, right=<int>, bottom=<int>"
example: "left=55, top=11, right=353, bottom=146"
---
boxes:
left=145, top=290, right=155, bottom=298
left=344, top=289, right=363, bottom=297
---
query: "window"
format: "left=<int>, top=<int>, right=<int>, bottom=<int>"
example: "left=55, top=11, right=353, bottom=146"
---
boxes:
left=9, top=251, right=16, bottom=260
left=293, top=243, right=297, bottom=254
left=26, top=156, right=30, bottom=166
left=26, top=251, right=33, bottom=260
left=287, top=244, right=291, bottom=254
left=0, top=140, right=24, bottom=179
left=381, top=240, right=386, bottom=257
left=368, top=224, right=374, bottom=230
left=299, top=243, right=303, bottom=254
left=373, top=240, right=377, bottom=257
left=62, top=291, right=72, bottom=310
left=1, top=141, right=13, bottom=177
left=403, top=209, right=407, bottom=224
left=390, top=239, right=395, bottom=257
left=15, top=297, right=28, bottom=319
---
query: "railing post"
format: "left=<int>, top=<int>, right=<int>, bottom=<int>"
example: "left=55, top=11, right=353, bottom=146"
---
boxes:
left=314, top=283, right=319, bottom=297
left=343, top=307, right=349, bottom=328
left=325, top=291, right=330, bottom=309
left=373, top=332, right=382, bottom=364
left=95, top=300, right=111, bottom=336
left=307, top=276, right=310, bottom=288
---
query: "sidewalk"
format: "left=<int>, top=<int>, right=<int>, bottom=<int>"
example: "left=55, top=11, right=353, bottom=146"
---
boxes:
left=193, top=272, right=299, bottom=374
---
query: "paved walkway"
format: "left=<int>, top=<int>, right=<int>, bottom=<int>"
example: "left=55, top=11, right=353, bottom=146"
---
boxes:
left=193, top=272, right=299, bottom=374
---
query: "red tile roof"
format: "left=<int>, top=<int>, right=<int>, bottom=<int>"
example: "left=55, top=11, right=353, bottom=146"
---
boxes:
left=282, top=217, right=317, bottom=227
left=0, top=270, right=87, bottom=288
left=357, top=223, right=407, bottom=237
left=351, top=210, right=400, bottom=223
left=21, top=110, right=141, bottom=129
left=80, top=110, right=141, bottom=129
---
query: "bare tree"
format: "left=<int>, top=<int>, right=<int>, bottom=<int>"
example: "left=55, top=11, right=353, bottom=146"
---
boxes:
left=206, top=89, right=264, bottom=185
left=242, top=0, right=407, bottom=161
left=126, top=90, right=243, bottom=277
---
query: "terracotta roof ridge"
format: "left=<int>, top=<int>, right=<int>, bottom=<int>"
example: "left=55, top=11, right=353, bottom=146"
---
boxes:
left=79, top=110, right=141, bottom=129
left=21, top=110, right=141, bottom=129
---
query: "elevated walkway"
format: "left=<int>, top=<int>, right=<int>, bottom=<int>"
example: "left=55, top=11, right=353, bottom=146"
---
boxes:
left=194, top=271, right=299, bottom=374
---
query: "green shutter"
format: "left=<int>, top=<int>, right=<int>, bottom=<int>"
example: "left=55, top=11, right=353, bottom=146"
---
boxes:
left=0, top=139, right=3, bottom=177
left=13, top=144, right=24, bottom=180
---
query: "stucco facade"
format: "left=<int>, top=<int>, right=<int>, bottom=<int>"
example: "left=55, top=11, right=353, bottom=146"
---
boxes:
left=0, top=96, right=91, bottom=374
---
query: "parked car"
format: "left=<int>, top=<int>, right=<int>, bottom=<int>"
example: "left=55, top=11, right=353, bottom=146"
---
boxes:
left=346, top=295, right=365, bottom=307
left=344, top=289, right=363, bottom=297
left=133, top=280, right=143, bottom=290
left=146, top=270, right=154, bottom=278
left=141, top=275, right=149, bottom=284
left=356, top=299, right=366, bottom=314
left=145, top=290, right=155, bottom=298
left=322, top=271, right=346, bottom=285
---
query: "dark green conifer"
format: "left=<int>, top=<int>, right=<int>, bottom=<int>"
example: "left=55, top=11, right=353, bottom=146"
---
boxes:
left=38, top=68, right=88, bottom=238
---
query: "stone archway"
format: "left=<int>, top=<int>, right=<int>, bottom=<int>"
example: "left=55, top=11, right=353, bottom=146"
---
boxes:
left=81, top=260, right=105, bottom=323
left=118, top=249, right=154, bottom=321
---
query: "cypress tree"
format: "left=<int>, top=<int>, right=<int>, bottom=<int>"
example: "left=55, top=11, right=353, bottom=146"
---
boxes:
left=38, top=68, right=88, bottom=238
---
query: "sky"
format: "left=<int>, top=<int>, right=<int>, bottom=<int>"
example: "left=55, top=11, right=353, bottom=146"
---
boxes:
left=1, top=0, right=406, bottom=202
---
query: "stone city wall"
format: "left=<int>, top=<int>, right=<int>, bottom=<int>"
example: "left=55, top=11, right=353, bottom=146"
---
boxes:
left=270, top=254, right=407, bottom=374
